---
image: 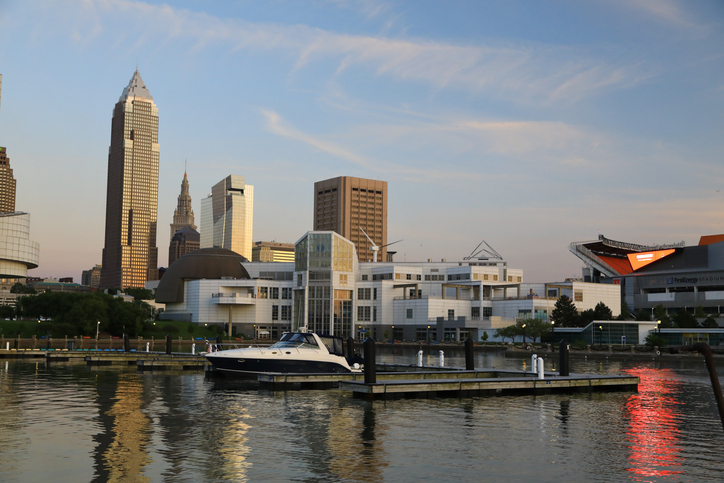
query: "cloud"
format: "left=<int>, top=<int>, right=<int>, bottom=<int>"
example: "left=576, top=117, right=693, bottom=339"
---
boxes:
left=60, top=0, right=650, bottom=105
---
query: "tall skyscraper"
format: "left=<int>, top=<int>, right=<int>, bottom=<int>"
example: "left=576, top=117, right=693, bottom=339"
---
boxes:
left=100, top=70, right=159, bottom=289
left=169, top=170, right=196, bottom=240
left=0, top=146, right=16, bottom=213
left=313, top=176, right=387, bottom=262
left=199, top=175, right=254, bottom=261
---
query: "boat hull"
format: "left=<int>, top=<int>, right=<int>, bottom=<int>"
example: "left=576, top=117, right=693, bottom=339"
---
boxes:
left=205, top=353, right=353, bottom=377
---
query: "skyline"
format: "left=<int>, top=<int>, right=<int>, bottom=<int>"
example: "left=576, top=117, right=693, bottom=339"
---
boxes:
left=0, top=0, right=722, bottom=284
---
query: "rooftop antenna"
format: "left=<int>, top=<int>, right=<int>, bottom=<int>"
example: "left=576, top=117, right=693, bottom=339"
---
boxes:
left=464, top=239, right=503, bottom=261
left=359, top=226, right=402, bottom=262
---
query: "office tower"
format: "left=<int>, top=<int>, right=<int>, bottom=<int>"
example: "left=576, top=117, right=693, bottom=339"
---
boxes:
left=313, top=176, right=387, bottom=262
left=100, top=70, right=159, bottom=289
left=170, top=170, right=196, bottom=240
left=251, top=241, right=295, bottom=262
left=81, top=264, right=102, bottom=289
left=199, top=175, right=254, bottom=260
left=0, top=146, right=16, bottom=213
left=168, top=226, right=200, bottom=266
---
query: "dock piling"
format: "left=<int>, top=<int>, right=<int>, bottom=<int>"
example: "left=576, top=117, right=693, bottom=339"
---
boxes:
left=559, top=339, right=570, bottom=376
left=165, top=334, right=172, bottom=355
left=364, top=337, right=376, bottom=384
left=124, top=334, right=130, bottom=352
left=417, top=350, right=423, bottom=367
left=439, top=350, right=444, bottom=367
left=531, top=354, right=538, bottom=373
left=465, top=338, right=474, bottom=370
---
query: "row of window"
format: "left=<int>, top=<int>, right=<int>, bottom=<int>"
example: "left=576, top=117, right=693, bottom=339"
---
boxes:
left=257, top=287, right=293, bottom=299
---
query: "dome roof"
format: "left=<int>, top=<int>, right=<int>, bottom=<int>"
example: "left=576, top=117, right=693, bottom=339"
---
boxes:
left=156, top=248, right=250, bottom=303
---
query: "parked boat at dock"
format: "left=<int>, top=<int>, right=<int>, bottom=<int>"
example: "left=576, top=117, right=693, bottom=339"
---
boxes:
left=204, top=332, right=360, bottom=377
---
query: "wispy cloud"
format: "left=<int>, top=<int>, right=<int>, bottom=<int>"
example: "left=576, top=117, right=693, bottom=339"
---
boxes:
left=62, top=0, right=651, bottom=105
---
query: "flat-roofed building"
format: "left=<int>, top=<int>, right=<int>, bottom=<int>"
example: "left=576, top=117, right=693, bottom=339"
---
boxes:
left=314, top=176, right=387, bottom=263
left=252, top=241, right=295, bottom=262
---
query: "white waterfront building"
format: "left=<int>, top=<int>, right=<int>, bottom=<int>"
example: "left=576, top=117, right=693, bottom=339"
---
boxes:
left=158, top=231, right=620, bottom=341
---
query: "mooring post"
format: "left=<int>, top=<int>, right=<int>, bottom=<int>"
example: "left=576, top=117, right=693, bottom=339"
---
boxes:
left=531, top=354, right=538, bottom=373
left=465, top=337, right=474, bottom=370
left=166, top=334, right=172, bottom=355
left=347, top=337, right=355, bottom=360
left=364, top=337, right=376, bottom=384
left=439, top=350, right=445, bottom=367
left=559, top=339, right=570, bottom=376
left=537, top=357, right=545, bottom=380
left=146, top=342, right=150, bottom=352
left=417, top=349, right=423, bottom=367
left=124, top=333, right=130, bottom=352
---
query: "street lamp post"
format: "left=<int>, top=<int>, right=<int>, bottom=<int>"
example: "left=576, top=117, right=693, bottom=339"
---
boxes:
left=521, top=323, right=527, bottom=349
left=96, top=321, right=100, bottom=340
left=599, top=325, right=603, bottom=345
left=427, top=325, right=430, bottom=344
left=391, top=325, right=395, bottom=343
left=657, top=319, right=661, bottom=335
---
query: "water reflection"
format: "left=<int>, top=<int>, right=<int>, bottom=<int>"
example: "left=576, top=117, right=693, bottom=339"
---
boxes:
left=624, top=367, right=684, bottom=479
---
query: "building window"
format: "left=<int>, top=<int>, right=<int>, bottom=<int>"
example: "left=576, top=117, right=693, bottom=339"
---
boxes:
left=373, top=305, right=377, bottom=322
left=282, top=287, right=292, bottom=299
left=357, top=306, right=371, bottom=322
left=483, top=307, right=492, bottom=317
left=448, top=309, right=455, bottom=320
left=406, top=273, right=412, bottom=280
left=271, top=287, right=279, bottom=299
left=340, top=274, right=348, bottom=284
left=362, top=274, right=368, bottom=281
left=574, top=291, right=583, bottom=302
left=493, top=275, right=498, bottom=281
left=272, top=305, right=279, bottom=320
left=281, top=306, right=292, bottom=321
left=258, top=287, right=268, bottom=299
left=472, top=307, right=480, bottom=320
left=484, top=274, right=489, bottom=280
left=406, top=308, right=413, bottom=319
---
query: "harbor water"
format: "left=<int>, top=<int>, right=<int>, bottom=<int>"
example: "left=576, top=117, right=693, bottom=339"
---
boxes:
left=0, top=346, right=722, bottom=482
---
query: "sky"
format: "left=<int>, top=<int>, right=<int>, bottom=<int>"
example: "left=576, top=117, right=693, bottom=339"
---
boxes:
left=0, top=0, right=723, bottom=284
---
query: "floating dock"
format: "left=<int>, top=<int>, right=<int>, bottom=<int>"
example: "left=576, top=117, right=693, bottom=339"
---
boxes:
left=339, top=371, right=639, bottom=400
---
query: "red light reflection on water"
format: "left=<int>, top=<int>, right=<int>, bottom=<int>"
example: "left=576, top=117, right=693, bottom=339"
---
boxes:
left=623, top=367, right=683, bottom=479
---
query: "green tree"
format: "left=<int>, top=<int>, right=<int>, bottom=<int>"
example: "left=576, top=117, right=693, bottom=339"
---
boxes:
left=123, top=287, right=154, bottom=301
left=702, top=317, right=719, bottom=328
left=517, top=318, right=550, bottom=343
left=494, top=325, right=517, bottom=344
left=694, top=306, right=707, bottom=319
left=551, top=295, right=579, bottom=327
left=481, top=331, right=489, bottom=343
left=578, top=309, right=596, bottom=327
left=672, top=309, right=699, bottom=328
left=0, top=305, right=14, bottom=319
left=10, top=282, right=35, bottom=294
left=644, top=334, right=667, bottom=348
left=593, top=302, right=614, bottom=321
left=653, top=304, right=673, bottom=327
left=617, top=302, right=633, bottom=320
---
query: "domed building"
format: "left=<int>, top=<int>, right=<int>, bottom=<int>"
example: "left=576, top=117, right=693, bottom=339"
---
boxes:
left=156, top=248, right=252, bottom=323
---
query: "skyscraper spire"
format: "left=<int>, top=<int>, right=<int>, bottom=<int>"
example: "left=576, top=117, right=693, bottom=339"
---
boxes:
left=170, top=169, right=197, bottom=241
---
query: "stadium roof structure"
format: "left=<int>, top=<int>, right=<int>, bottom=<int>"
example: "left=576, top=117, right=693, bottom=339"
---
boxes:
left=569, top=234, right=687, bottom=278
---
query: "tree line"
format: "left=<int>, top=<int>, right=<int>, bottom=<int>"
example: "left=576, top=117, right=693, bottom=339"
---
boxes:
left=10, top=291, right=153, bottom=337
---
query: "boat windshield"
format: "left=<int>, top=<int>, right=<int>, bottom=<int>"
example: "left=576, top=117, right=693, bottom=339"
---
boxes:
left=270, top=333, right=319, bottom=349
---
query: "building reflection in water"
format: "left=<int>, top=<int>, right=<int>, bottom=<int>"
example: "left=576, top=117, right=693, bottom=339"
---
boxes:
left=624, top=367, right=683, bottom=479
left=327, top=401, right=389, bottom=481
left=92, top=372, right=152, bottom=483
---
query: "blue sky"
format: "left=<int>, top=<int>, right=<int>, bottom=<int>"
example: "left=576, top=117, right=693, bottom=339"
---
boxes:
left=0, top=0, right=723, bottom=283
